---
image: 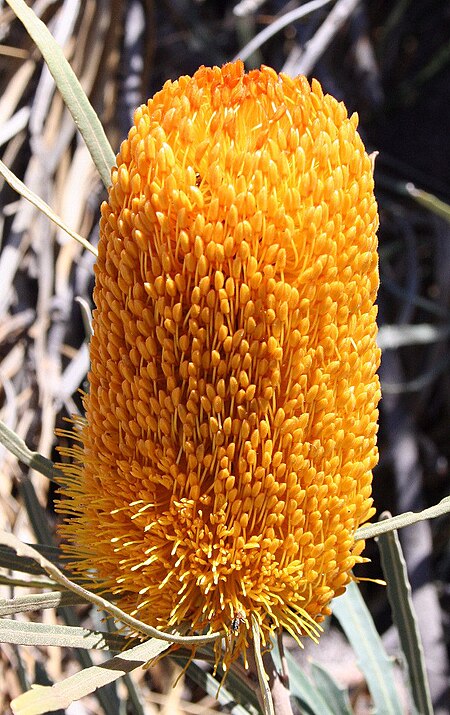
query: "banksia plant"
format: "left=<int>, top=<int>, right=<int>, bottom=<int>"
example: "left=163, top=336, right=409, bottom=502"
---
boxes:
left=57, top=60, right=381, bottom=670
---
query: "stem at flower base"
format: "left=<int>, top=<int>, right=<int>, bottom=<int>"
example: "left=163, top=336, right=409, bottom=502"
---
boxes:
left=277, top=631, right=290, bottom=689
left=248, top=615, right=294, bottom=715
left=262, top=650, right=295, bottom=715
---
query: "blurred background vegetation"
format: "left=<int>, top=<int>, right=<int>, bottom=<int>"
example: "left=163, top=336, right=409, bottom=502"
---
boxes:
left=0, top=1, right=449, bottom=713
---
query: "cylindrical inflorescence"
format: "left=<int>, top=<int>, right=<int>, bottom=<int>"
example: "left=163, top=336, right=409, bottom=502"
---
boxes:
left=57, top=61, right=381, bottom=668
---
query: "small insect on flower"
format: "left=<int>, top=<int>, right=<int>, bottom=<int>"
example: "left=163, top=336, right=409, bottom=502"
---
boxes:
left=231, top=611, right=247, bottom=637
left=56, top=60, right=381, bottom=672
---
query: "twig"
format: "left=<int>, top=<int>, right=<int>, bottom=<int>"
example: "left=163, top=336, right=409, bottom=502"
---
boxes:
left=354, top=495, right=450, bottom=540
left=294, top=0, right=361, bottom=75
left=233, top=0, right=332, bottom=63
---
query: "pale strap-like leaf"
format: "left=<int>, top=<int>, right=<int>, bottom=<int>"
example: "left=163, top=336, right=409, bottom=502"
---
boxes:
left=310, top=662, right=353, bottom=715
left=0, top=419, right=61, bottom=481
left=0, top=618, right=127, bottom=651
left=0, top=590, right=83, bottom=616
left=332, top=581, right=403, bottom=714
left=377, top=514, right=433, bottom=715
left=11, top=637, right=169, bottom=715
left=5, top=0, right=116, bottom=188
left=278, top=648, right=336, bottom=715
left=0, top=160, right=97, bottom=256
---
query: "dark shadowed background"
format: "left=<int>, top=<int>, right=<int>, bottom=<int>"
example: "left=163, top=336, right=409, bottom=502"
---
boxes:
left=1, top=1, right=449, bottom=713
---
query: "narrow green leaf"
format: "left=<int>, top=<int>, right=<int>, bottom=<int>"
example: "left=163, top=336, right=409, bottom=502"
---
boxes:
left=19, top=475, right=56, bottom=548
left=0, top=574, right=59, bottom=589
left=0, top=420, right=62, bottom=481
left=221, top=662, right=261, bottom=713
left=310, top=662, right=353, bottom=715
left=0, top=590, right=85, bottom=616
left=120, top=673, right=147, bottom=715
left=0, top=160, right=97, bottom=256
left=184, top=660, right=252, bottom=715
left=10, top=637, right=170, bottom=715
left=377, top=515, right=433, bottom=715
left=5, top=0, right=115, bottom=188
left=355, top=495, right=450, bottom=540
left=0, top=618, right=127, bottom=651
left=406, top=183, right=450, bottom=223
left=283, top=650, right=336, bottom=715
left=332, top=581, right=402, bottom=714
left=0, top=542, right=61, bottom=576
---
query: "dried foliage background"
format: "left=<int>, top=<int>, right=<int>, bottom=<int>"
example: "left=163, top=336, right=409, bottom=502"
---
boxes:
left=0, top=1, right=449, bottom=713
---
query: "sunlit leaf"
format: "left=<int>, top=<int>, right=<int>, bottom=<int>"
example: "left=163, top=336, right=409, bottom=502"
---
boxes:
left=332, top=581, right=402, bottom=714
left=11, top=637, right=170, bottom=715
left=0, top=160, right=97, bottom=256
left=377, top=515, right=433, bottom=715
left=5, top=0, right=115, bottom=187
left=0, top=618, right=127, bottom=651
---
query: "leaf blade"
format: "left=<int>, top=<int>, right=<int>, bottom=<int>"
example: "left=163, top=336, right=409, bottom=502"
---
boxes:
left=282, top=650, right=336, bottom=715
left=310, top=661, right=353, bottom=715
left=10, top=638, right=170, bottom=715
left=0, top=160, right=97, bottom=256
left=332, top=581, right=402, bottom=714
left=0, top=618, right=127, bottom=651
left=0, top=590, right=84, bottom=616
left=5, top=0, right=115, bottom=188
left=0, top=419, right=62, bottom=481
left=377, top=516, right=433, bottom=715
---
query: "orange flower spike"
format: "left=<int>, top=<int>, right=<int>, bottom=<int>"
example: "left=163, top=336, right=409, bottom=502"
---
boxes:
left=57, top=61, right=381, bottom=669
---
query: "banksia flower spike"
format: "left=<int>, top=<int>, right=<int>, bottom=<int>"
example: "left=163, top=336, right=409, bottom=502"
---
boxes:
left=57, top=60, right=381, bottom=669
